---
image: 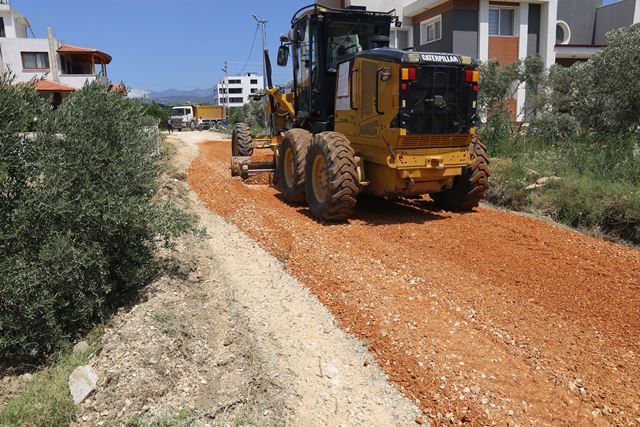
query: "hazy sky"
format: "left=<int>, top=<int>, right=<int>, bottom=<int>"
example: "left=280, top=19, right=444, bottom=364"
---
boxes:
left=12, top=0, right=311, bottom=91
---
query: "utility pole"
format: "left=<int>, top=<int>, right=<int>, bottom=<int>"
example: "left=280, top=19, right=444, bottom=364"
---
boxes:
left=221, top=62, right=229, bottom=127
left=252, top=14, right=270, bottom=134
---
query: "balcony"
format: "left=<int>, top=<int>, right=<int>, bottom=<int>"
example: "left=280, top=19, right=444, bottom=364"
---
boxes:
left=56, top=44, right=111, bottom=88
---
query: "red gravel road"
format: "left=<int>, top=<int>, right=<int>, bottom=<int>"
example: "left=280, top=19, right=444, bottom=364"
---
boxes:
left=189, top=140, right=640, bottom=426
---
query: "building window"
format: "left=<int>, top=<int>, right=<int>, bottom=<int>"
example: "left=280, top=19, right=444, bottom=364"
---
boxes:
left=489, top=7, right=515, bottom=36
left=229, top=88, right=242, bottom=94
left=228, top=79, right=241, bottom=84
left=229, top=97, right=244, bottom=103
left=420, top=15, right=442, bottom=45
left=556, top=20, right=571, bottom=45
left=250, top=79, right=258, bottom=84
left=0, top=17, right=5, bottom=38
left=21, top=52, right=50, bottom=70
left=250, top=88, right=257, bottom=94
left=390, top=29, right=411, bottom=50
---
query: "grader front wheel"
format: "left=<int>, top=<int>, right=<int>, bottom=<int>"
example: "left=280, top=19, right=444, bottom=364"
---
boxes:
left=432, top=136, right=490, bottom=211
left=231, top=123, right=253, bottom=157
left=305, top=132, right=359, bottom=222
left=277, top=129, right=312, bottom=203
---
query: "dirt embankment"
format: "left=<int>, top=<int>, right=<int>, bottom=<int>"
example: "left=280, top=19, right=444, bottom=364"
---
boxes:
left=189, top=139, right=640, bottom=426
left=70, top=132, right=419, bottom=426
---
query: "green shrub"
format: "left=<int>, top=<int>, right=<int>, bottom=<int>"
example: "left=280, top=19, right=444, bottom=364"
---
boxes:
left=144, top=101, right=171, bottom=129
left=0, top=77, right=193, bottom=356
left=570, top=24, right=640, bottom=134
left=477, top=25, right=640, bottom=244
left=228, top=100, right=265, bottom=134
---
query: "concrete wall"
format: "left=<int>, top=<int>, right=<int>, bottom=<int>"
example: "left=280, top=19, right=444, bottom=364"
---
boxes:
left=0, top=37, right=51, bottom=82
left=413, top=10, right=453, bottom=52
left=594, top=0, right=635, bottom=45
left=557, top=0, right=601, bottom=45
left=0, top=8, right=27, bottom=38
left=0, top=9, right=16, bottom=38
left=452, top=9, right=478, bottom=58
left=59, top=74, right=97, bottom=88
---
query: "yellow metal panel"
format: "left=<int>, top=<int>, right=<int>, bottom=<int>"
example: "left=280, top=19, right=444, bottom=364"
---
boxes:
left=193, top=105, right=225, bottom=120
left=389, top=149, right=470, bottom=170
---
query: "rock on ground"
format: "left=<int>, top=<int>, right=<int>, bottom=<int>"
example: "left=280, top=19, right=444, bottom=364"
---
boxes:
left=69, top=366, right=98, bottom=405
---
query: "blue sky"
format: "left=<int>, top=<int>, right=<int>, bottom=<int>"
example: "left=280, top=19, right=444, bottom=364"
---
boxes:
left=13, top=0, right=311, bottom=92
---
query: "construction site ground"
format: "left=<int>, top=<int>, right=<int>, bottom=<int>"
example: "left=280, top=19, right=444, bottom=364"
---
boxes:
left=185, top=133, right=640, bottom=426
left=7, top=131, right=635, bottom=425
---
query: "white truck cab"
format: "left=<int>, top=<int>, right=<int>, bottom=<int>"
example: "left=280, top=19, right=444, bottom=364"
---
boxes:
left=170, top=106, right=195, bottom=131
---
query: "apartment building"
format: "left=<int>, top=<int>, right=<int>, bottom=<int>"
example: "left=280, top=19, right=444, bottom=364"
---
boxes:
left=213, top=72, right=264, bottom=107
left=328, top=0, right=640, bottom=119
left=0, top=0, right=113, bottom=106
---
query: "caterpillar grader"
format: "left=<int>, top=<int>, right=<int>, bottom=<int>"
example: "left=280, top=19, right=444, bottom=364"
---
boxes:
left=231, top=3, right=490, bottom=221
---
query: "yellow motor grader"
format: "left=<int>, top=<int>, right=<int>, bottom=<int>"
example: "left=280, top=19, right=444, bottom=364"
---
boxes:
left=231, top=4, right=489, bottom=221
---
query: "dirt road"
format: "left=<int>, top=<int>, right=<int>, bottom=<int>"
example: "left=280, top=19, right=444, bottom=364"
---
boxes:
left=72, top=131, right=418, bottom=426
left=189, top=137, right=640, bottom=426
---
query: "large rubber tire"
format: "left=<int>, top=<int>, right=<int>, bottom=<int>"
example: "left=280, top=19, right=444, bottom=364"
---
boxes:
left=232, top=123, right=253, bottom=156
left=432, top=135, right=490, bottom=211
left=278, top=129, right=312, bottom=203
left=305, top=132, right=359, bottom=222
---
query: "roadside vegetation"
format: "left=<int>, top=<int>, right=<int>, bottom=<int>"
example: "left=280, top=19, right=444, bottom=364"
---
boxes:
left=227, top=100, right=265, bottom=134
left=144, top=101, right=172, bottom=130
left=479, top=24, right=640, bottom=244
left=0, top=75, right=194, bottom=359
left=0, top=340, right=98, bottom=426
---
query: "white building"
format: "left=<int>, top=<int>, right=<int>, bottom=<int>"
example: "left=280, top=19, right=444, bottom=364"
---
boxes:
left=0, top=0, right=114, bottom=106
left=213, top=72, right=264, bottom=107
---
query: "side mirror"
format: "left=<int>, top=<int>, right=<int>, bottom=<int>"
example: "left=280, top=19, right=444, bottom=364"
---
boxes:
left=277, top=45, right=290, bottom=67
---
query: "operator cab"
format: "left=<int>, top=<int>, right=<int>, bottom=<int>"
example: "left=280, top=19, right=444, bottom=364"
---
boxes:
left=283, top=4, right=396, bottom=133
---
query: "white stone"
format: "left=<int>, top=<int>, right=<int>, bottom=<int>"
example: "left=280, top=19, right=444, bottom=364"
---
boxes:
left=69, top=365, right=99, bottom=405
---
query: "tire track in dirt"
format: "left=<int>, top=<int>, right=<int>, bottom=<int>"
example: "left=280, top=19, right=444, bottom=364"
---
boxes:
left=189, top=139, right=640, bottom=426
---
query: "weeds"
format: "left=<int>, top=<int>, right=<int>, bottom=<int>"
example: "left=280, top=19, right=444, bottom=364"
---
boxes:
left=0, top=341, right=97, bottom=426
left=484, top=134, right=640, bottom=243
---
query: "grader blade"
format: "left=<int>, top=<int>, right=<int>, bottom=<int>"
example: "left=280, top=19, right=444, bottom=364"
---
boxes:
left=231, top=154, right=276, bottom=180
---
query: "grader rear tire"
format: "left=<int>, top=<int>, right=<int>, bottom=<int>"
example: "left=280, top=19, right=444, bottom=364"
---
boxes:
left=432, top=135, right=490, bottom=211
left=232, top=123, right=253, bottom=156
left=305, top=132, right=359, bottom=222
left=278, top=129, right=312, bottom=203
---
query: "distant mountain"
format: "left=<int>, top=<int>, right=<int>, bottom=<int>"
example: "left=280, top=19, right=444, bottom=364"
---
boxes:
left=147, top=88, right=215, bottom=106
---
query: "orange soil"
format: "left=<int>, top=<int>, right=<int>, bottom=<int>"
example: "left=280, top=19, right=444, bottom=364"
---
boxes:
left=189, top=140, right=640, bottom=426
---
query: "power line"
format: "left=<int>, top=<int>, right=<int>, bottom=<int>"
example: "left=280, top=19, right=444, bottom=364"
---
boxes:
left=238, top=23, right=260, bottom=75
